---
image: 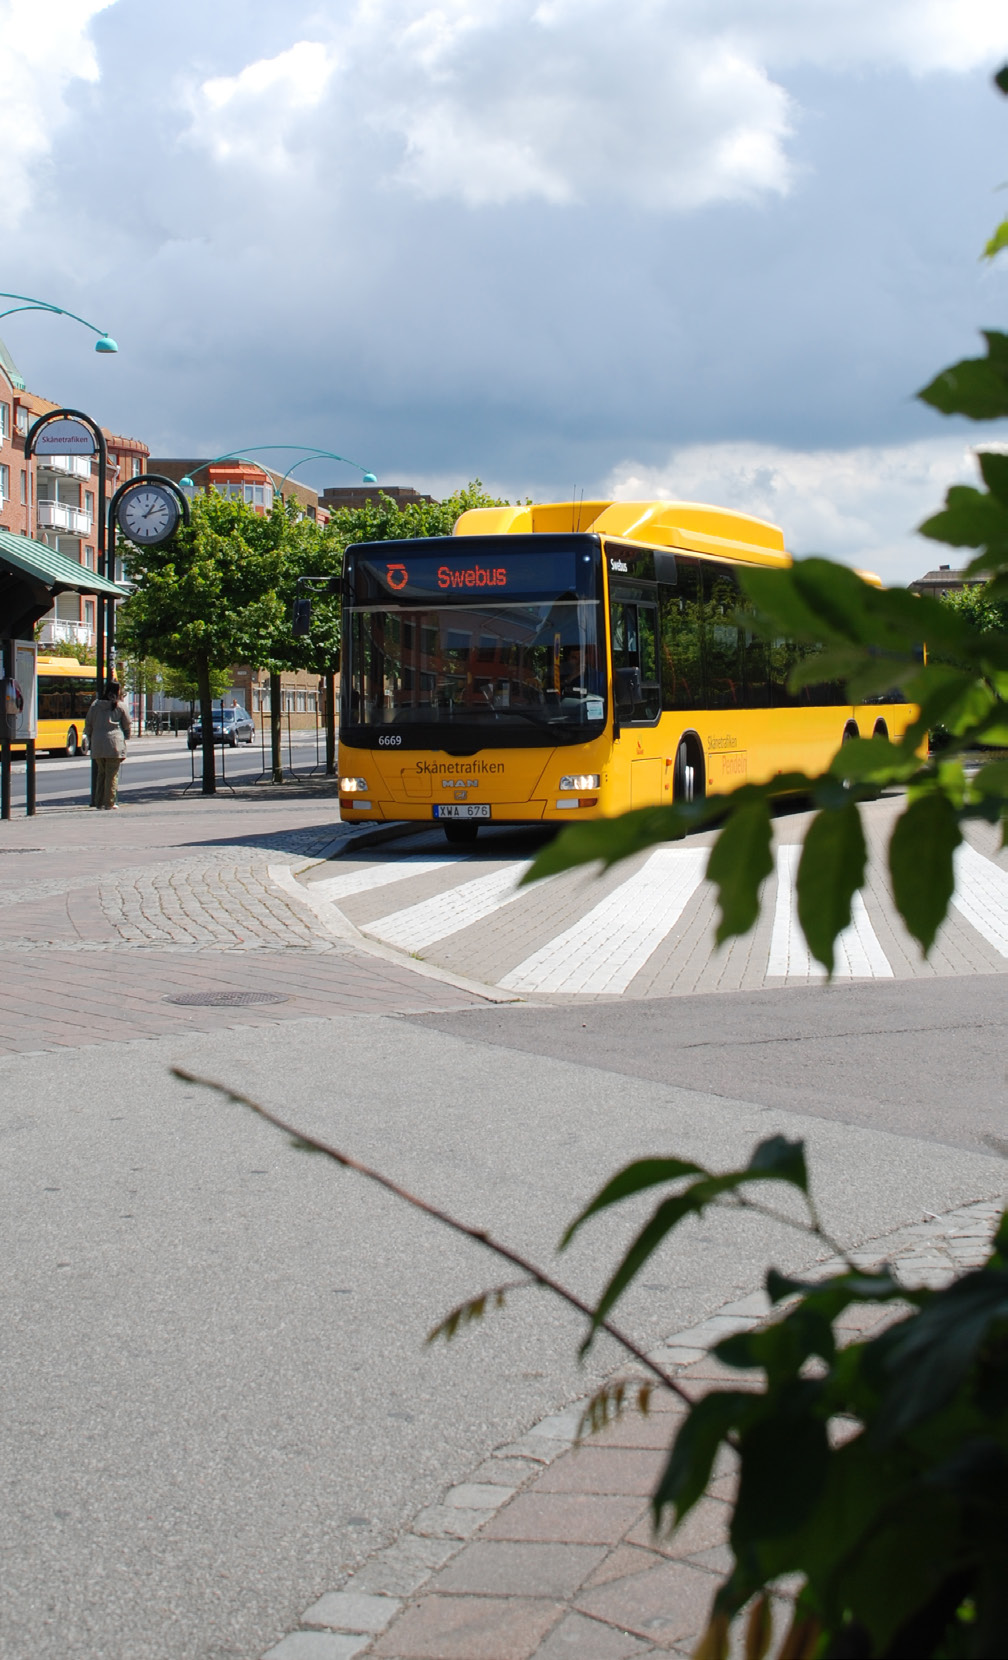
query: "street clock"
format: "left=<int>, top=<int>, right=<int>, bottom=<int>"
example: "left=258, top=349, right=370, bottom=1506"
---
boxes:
left=116, top=481, right=180, bottom=546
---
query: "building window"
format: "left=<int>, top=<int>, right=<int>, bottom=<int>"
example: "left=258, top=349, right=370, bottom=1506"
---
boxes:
left=85, top=491, right=94, bottom=517
left=84, top=600, right=95, bottom=634
left=15, top=405, right=28, bottom=436
left=19, top=470, right=26, bottom=505
left=132, top=458, right=142, bottom=478
left=84, top=547, right=95, bottom=570
left=295, top=689, right=306, bottom=712
left=0, top=464, right=8, bottom=503
left=0, top=404, right=9, bottom=441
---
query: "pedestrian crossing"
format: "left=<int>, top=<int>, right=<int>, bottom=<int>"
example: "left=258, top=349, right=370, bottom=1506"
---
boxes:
left=767, top=844, right=893, bottom=979
left=305, top=823, right=1008, bottom=997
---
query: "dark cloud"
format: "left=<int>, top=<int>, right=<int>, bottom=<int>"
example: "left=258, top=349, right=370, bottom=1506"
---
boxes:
left=3, top=0, right=1006, bottom=562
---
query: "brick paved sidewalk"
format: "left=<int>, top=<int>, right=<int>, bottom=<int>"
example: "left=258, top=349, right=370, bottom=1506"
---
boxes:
left=263, top=1197, right=1004, bottom=1660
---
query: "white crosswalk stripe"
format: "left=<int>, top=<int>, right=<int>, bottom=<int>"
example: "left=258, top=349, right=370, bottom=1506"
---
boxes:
left=364, top=861, right=533, bottom=952
left=767, top=844, right=892, bottom=978
left=498, top=848, right=708, bottom=994
left=311, top=856, right=458, bottom=903
left=952, top=842, right=1008, bottom=957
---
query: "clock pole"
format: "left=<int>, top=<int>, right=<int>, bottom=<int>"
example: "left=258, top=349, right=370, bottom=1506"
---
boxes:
left=24, top=408, right=115, bottom=804
left=107, top=475, right=190, bottom=724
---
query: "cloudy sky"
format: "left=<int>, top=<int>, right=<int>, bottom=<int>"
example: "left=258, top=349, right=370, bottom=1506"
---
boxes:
left=3, top=0, right=1008, bottom=581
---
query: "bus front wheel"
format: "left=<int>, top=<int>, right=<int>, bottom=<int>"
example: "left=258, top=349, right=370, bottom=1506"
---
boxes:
left=673, top=737, right=705, bottom=804
left=444, top=821, right=479, bottom=845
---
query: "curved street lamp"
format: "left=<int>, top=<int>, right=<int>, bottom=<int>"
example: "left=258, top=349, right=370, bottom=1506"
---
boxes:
left=0, top=292, right=117, bottom=353
left=179, top=445, right=376, bottom=489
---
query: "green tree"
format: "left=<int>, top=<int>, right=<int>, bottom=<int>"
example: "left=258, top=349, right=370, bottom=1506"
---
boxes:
left=324, top=479, right=509, bottom=549
left=240, top=503, right=338, bottom=783
left=117, top=493, right=284, bottom=794
left=938, top=578, right=1008, bottom=637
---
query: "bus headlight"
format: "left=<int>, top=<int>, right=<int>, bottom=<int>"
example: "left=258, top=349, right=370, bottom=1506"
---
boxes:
left=559, top=774, right=600, bottom=791
left=339, top=776, right=368, bottom=792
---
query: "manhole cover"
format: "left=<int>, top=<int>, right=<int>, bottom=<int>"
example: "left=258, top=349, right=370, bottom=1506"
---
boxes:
left=165, top=991, right=288, bottom=1007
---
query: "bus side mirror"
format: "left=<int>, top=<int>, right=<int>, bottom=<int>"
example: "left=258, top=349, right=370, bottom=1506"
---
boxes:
left=614, top=666, right=640, bottom=715
left=292, top=597, right=312, bottom=636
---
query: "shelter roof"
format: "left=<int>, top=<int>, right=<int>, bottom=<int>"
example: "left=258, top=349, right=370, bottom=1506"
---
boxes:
left=0, top=529, right=127, bottom=598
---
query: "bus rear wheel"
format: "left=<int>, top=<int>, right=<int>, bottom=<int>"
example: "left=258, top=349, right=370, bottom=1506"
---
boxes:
left=673, top=737, right=705, bottom=804
left=443, top=821, right=479, bottom=845
left=64, top=726, right=79, bottom=758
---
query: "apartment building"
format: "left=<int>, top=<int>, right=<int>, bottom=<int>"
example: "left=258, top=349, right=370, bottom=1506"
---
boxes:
left=0, top=335, right=149, bottom=650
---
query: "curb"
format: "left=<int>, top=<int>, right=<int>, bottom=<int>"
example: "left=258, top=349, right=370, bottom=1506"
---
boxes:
left=268, top=863, right=522, bottom=1006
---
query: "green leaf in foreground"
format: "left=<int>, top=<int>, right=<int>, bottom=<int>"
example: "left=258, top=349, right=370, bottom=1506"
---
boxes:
left=985, top=219, right=1008, bottom=260
left=888, top=791, right=962, bottom=952
left=576, top=1137, right=809, bottom=1351
left=559, top=1156, right=708, bottom=1248
left=917, top=330, right=1008, bottom=421
left=796, top=802, right=867, bottom=973
left=521, top=803, right=696, bottom=884
left=707, top=794, right=774, bottom=944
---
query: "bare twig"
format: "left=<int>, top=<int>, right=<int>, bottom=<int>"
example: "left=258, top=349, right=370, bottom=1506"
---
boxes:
left=173, top=1067, right=694, bottom=1404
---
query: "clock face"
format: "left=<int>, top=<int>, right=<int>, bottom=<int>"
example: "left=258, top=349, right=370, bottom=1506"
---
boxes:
left=118, top=485, right=179, bottom=545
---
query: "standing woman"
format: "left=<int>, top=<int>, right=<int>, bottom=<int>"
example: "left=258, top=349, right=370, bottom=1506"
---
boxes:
left=85, top=679, right=132, bottom=809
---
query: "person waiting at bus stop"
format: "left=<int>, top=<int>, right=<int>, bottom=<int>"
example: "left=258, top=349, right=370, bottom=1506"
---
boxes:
left=85, top=680, right=132, bottom=809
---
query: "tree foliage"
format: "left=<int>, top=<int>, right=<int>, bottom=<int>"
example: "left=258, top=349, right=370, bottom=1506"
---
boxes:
left=117, top=493, right=287, bottom=792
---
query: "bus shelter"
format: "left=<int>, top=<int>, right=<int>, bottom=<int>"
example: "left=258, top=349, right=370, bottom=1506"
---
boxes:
left=0, top=528, right=128, bottom=818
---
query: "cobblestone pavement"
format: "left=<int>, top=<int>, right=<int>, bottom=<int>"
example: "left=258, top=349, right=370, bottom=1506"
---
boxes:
left=0, top=794, right=484, bottom=1054
left=263, top=1196, right=1004, bottom=1660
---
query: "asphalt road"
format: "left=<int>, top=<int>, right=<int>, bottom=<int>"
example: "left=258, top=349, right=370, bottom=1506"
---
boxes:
left=8, top=734, right=328, bottom=806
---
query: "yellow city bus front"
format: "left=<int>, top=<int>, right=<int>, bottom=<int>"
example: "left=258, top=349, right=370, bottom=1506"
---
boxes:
left=337, top=510, right=918, bottom=841
left=337, top=534, right=616, bottom=836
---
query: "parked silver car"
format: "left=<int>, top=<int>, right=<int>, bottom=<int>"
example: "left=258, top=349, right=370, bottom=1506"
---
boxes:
left=188, top=707, right=256, bottom=749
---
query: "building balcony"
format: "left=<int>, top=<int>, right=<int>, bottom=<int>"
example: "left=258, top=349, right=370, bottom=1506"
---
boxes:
left=37, top=500, right=93, bottom=536
left=38, top=619, right=94, bottom=648
left=35, top=454, right=92, bottom=480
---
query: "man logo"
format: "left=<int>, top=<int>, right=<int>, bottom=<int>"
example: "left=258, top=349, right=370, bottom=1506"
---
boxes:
left=386, top=563, right=409, bottom=591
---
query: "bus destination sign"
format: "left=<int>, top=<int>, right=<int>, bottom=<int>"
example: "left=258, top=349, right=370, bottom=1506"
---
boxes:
left=352, top=547, right=595, bottom=604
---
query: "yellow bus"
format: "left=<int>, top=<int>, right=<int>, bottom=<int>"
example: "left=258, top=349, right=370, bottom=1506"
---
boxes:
left=336, top=499, right=915, bottom=844
left=36, top=655, right=97, bottom=757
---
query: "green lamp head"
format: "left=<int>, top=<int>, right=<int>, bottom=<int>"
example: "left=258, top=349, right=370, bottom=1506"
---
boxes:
left=362, top=472, right=378, bottom=484
left=179, top=475, right=194, bottom=488
left=94, top=334, right=118, bottom=353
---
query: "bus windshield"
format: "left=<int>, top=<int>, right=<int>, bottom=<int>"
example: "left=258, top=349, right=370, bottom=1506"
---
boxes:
left=342, top=538, right=606, bottom=746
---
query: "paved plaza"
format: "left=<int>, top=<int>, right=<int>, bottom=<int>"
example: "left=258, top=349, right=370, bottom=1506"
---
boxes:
left=1, top=777, right=1005, bottom=1660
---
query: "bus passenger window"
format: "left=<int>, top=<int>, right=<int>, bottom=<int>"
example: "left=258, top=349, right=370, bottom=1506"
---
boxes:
left=659, top=557, right=702, bottom=711
left=611, top=598, right=659, bottom=723
left=703, top=564, right=742, bottom=710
